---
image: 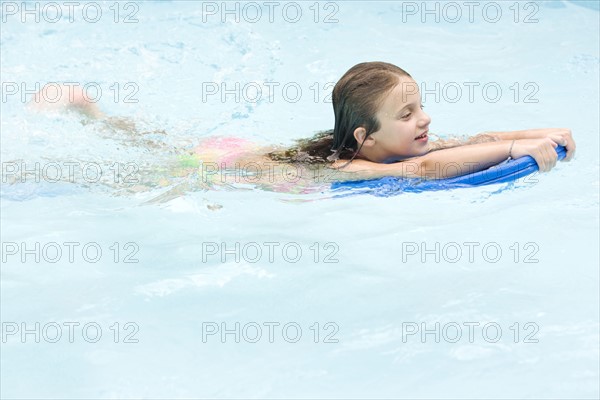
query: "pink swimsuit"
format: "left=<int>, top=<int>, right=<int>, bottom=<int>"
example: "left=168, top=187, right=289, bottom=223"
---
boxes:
left=190, top=136, right=327, bottom=194
left=193, top=136, right=256, bottom=165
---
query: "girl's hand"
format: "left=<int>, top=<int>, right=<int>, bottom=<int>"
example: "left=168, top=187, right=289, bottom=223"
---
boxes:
left=524, top=128, right=576, bottom=161
left=511, top=138, right=559, bottom=172
left=548, top=129, right=576, bottom=161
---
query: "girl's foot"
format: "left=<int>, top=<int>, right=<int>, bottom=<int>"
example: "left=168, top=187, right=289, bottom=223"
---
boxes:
left=27, top=83, right=105, bottom=119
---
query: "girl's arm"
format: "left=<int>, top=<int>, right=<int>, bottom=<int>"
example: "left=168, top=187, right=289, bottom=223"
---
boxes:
left=334, top=137, right=561, bottom=180
left=477, top=128, right=575, bottom=161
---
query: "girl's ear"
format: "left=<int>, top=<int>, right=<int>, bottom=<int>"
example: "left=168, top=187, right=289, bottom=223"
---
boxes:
left=353, top=127, right=375, bottom=147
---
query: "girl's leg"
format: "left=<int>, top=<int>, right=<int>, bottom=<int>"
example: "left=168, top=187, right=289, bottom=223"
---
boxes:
left=27, top=83, right=168, bottom=149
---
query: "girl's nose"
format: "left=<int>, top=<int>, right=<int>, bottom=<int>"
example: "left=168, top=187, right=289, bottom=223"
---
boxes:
left=419, top=110, right=431, bottom=127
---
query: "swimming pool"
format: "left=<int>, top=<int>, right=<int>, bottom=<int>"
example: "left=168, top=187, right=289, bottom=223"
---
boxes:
left=1, top=1, right=599, bottom=398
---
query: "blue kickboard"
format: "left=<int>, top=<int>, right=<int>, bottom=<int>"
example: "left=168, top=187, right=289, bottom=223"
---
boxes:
left=331, top=146, right=567, bottom=195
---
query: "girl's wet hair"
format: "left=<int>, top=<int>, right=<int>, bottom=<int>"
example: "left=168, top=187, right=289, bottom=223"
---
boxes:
left=267, top=61, right=412, bottom=164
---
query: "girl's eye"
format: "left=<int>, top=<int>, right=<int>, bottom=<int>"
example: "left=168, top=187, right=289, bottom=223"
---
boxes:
left=402, top=113, right=411, bottom=119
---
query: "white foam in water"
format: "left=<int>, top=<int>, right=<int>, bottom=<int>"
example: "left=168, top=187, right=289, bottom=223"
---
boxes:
left=1, top=1, right=598, bottom=399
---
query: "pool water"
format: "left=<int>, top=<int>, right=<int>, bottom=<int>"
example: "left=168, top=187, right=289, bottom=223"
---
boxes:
left=1, top=1, right=599, bottom=398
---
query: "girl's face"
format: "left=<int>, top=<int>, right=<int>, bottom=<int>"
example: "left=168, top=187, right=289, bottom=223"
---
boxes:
left=365, top=76, right=431, bottom=163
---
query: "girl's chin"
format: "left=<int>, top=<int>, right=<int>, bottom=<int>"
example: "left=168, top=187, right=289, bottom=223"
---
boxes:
left=411, top=142, right=431, bottom=155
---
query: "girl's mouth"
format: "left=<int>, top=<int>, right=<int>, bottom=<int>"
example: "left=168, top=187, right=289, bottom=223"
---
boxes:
left=415, top=132, right=428, bottom=141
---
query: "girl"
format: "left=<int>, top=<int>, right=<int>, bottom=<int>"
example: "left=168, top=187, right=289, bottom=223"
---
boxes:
left=28, top=61, right=576, bottom=193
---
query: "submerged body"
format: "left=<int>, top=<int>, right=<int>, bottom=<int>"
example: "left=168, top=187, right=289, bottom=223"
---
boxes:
left=177, top=136, right=363, bottom=194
